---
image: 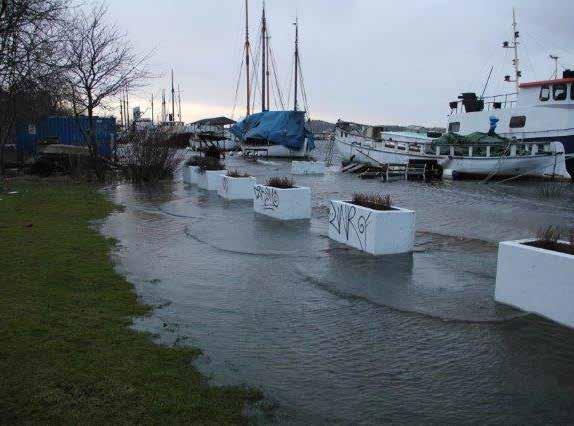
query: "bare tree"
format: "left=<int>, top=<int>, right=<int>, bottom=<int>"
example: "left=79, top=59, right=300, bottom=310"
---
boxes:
left=0, top=0, right=70, bottom=174
left=65, top=2, right=150, bottom=179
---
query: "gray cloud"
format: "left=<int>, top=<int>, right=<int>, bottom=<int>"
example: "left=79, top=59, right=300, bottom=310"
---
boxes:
left=109, top=0, right=574, bottom=126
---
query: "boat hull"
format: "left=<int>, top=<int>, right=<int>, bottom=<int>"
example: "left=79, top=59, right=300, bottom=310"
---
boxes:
left=189, top=138, right=238, bottom=151
left=336, top=139, right=435, bottom=165
left=335, top=138, right=570, bottom=179
left=241, top=141, right=311, bottom=158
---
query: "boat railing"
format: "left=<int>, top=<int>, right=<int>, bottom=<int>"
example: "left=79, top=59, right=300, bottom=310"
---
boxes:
left=429, top=140, right=552, bottom=158
left=449, top=92, right=518, bottom=115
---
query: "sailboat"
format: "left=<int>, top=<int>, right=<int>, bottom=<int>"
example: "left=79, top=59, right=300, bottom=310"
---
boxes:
left=230, top=1, right=315, bottom=158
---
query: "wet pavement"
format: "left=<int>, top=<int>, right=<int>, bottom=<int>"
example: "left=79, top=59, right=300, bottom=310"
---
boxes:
left=101, top=152, right=574, bottom=424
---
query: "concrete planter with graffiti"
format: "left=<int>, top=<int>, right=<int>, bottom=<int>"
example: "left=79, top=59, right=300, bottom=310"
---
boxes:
left=253, top=184, right=311, bottom=220
left=328, top=200, right=415, bottom=255
left=183, top=166, right=200, bottom=184
left=198, top=169, right=228, bottom=191
left=218, top=175, right=256, bottom=200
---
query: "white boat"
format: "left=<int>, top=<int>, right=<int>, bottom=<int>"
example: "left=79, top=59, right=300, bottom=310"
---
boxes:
left=188, top=117, right=238, bottom=151
left=335, top=10, right=572, bottom=180
left=335, top=125, right=567, bottom=179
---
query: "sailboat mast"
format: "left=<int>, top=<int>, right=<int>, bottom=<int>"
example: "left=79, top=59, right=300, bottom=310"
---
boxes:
left=245, top=0, right=251, bottom=116
left=162, top=89, right=166, bottom=122
left=261, top=2, right=267, bottom=112
left=171, top=69, right=175, bottom=122
left=266, top=32, right=270, bottom=109
left=293, top=17, right=299, bottom=112
left=177, top=85, right=182, bottom=122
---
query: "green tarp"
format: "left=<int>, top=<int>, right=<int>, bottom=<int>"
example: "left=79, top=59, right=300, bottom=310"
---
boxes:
left=432, top=132, right=510, bottom=147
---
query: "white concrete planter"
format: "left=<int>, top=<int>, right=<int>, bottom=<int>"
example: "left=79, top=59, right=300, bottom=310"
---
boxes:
left=253, top=184, right=311, bottom=220
left=218, top=175, right=256, bottom=200
left=197, top=169, right=227, bottom=190
left=495, top=239, right=574, bottom=328
left=291, top=160, right=325, bottom=175
left=183, top=165, right=200, bottom=184
left=328, top=200, right=415, bottom=255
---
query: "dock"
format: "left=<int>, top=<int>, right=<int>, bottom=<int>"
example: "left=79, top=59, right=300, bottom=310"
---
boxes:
left=341, top=159, right=439, bottom=181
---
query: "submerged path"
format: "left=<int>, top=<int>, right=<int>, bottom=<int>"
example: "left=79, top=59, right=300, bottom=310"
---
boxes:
left=0, top=180, right=259, bottom=423
left=102, top=156, right=574, bottom=424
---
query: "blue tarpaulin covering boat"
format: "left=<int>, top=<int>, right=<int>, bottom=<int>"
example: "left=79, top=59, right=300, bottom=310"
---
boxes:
left=230, top=110, right=315, bottom=151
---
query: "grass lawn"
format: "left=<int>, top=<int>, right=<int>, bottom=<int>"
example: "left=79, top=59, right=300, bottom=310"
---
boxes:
left=0, top=180, right=260, bottom=423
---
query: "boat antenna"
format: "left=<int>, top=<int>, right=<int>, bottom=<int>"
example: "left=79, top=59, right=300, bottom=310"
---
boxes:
left=171, top=69, right=175, bottom=122
left=261, top=1, right=267, bottom=112
left=480, top=65, right=494, bottom=98
left=502, top=8, right=521, bottom=92
left=293, top=16, right=299, bottom=112
left=550, top=55, right=559, bottom=79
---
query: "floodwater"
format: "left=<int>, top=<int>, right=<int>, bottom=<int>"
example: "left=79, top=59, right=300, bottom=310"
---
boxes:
left=101, top=152, right=574, bottom=424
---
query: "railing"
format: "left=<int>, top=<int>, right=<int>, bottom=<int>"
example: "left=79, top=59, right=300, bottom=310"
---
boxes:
left=449, top=92, right=518, bottom=115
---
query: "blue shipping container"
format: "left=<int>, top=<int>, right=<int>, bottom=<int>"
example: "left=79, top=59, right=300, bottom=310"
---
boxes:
left=16, top=115, right=116, bottom=157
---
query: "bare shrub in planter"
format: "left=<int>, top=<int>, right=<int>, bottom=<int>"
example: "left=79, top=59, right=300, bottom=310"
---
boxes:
left=351, top=193, right=394, bottom=211
left=266, top=176, right=295, bottom=189
left=198, top=157, right=225, bottom=174
left=227, top=169, right=251, bottom=178
left=526, top=225, right=574, bottom=256
left=119, top=129, right=185, bottom=183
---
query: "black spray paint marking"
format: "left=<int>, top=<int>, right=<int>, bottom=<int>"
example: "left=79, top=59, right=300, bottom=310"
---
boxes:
left=221, top=176, right=229, bottom=193
left=329, top=201, right=371, bottom=250
left=254, top=186, right=279, bottom=210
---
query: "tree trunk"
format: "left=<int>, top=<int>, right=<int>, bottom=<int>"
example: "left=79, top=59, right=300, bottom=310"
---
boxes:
left=87, top=105, right=105, bottom=181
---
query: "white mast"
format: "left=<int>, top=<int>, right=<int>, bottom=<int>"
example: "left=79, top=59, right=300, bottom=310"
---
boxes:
left=503, top=8, right=521, bottom=92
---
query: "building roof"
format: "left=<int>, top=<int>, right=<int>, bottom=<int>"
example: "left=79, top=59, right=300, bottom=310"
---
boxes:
left=519, top=77, right=574, bottom=88
left=191, top=116, right=236, bottom=126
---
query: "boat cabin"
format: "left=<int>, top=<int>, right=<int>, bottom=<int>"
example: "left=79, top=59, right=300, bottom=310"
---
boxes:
left=447, top=70, right=574, bottom=139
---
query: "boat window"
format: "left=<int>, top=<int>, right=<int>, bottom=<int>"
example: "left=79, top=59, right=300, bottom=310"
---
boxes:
left=490, top=145, right=507, bottom=157
left=553, top=84, right=567, bottom=101
left=438, top=146, right=450, bottom=155
left=571, top=83, right=574, bottom=100
left=516, top=144, right=530, bottom=156
left=453, top=146, right=467, bottom=156
left=539, top=85, right=550, bottom=101
left=448, top=122, right=460, bottom=133
left=509, top=116, right=526, bottom=128
left=473, top=146, right=487, bottom=157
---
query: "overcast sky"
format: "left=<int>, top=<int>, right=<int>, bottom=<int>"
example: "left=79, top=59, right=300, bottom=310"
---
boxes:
left=107, top=0, right=574, bottom=127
